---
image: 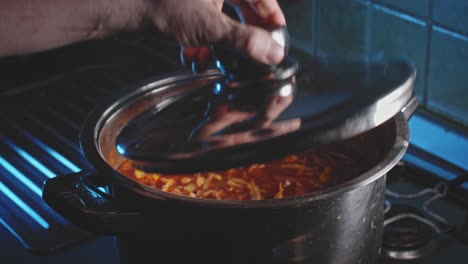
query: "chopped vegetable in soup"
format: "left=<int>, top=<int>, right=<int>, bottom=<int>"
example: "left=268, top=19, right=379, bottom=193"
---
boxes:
left=117, top=147, right=368, bottom=200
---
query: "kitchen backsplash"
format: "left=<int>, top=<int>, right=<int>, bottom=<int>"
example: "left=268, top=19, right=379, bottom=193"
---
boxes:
left=281, top=0, right=468, bottom=127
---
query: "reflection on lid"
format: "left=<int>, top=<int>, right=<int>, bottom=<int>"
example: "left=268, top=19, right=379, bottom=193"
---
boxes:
left=189, top=78, right=301, bottom=148
left=114, top=56, right=415, bottom=173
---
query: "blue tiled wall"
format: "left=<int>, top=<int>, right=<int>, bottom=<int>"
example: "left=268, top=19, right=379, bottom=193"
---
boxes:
left=282, top=0, right=468, bottom=126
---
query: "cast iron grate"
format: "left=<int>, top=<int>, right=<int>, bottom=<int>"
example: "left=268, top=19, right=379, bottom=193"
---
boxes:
left=0, top=36, right=181, bottom=254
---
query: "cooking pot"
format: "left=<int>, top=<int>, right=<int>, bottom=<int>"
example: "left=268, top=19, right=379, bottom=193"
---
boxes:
left=42, top=54, right=417, bottom=264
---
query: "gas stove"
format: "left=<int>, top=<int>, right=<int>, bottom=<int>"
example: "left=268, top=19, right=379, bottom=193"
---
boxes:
left=381, top=158, right=468, bottom=264
left=0, top=35, right=467, bottom=264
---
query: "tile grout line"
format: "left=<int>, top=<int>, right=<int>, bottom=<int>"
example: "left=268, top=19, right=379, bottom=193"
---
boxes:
left=371, top=0, right=468, bottom=39
left=313, top=0, right=318, bottom=56
left=364, top=0, right=372, bottom=56
left=422, top=0, right=433, bottom=107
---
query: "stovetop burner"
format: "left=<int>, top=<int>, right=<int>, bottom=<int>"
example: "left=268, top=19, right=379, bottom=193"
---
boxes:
left=382, top=166, right=453, bottom=261
left=382, top=204, right=439, bottom=260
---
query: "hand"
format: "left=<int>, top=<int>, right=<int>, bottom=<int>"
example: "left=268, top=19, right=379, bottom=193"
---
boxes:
left=0, top=0, right=285, bottom=59
left=141, top=0, right=286, bottom=70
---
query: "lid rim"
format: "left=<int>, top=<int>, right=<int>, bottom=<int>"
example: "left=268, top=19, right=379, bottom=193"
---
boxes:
left=83, top=113, right=409, bottom=209
left=117, top=58, right=416, bottom=174
left=84, top=56, right=416, bottom=175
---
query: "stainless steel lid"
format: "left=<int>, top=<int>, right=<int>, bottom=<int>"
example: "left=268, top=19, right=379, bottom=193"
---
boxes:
left=114, top=56, right=416, bottom=173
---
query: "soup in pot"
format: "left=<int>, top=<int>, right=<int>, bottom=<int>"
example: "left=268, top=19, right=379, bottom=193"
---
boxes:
left=117, top=133, right=379, bottom=200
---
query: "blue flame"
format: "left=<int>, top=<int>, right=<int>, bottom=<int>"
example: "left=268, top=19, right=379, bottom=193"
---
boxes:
left=214, top=83, right=222, bottom=94
left=0, top=157, right=42, bottom=197
left=0, top=136, right=55, bottom=178
left=21, top=131, right=81, bottom=173
left=0, top=181, right=49, bottom=229
left=116, top=144, right=125, bottom=155
left=0, top=217, right=28, bottom=247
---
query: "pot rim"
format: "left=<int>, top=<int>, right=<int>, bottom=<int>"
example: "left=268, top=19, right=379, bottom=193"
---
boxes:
left=80, top=70, right=410, bottom=209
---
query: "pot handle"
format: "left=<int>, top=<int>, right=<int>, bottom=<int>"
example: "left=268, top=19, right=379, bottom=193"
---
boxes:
left=401, top=95, right=418, bottom=121
left=42, top=171, right=142, bottom=235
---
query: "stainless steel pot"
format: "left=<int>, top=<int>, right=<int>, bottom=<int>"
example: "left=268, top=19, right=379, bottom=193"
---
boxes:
left=43, top=56, right=416, bottom=264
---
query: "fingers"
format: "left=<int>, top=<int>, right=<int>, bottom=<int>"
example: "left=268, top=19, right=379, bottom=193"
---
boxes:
left=180, top=46, right=213, bottom=73
left=179, top=0, right=286, bottom=68
left=225, top=20, right=285, bottom=64
left=269, top=118, right=301, bottom=136
left=196, top=46, right=212, bottom=71
left=223, top=0, right=286, bottom=64
left=257, top=95, right=293, bottom=127
left=214, top=0, right=225, bottom=10
left=179, top=0, right=224, bottom=72
left=228, top=0, right=286, bottom=26
left=193, top=111, right=253, bottom=141
left=180, top=47, right=198, bottom=66
left=181, top=21, right=285, bottom=68
left=206, top=118, right=301, bottom=148
left=247, top=0, right=286, bottom=25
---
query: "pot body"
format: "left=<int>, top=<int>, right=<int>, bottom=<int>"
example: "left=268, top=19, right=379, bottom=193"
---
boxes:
left=42, top=61, right=416, bottom=263
left=43, top=112, right=410, bottom=264
left=113, top=174, right=386, bottom=264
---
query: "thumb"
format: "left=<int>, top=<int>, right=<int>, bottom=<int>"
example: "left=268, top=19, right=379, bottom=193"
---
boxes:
left=223, top=19, right=285, bottom=65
